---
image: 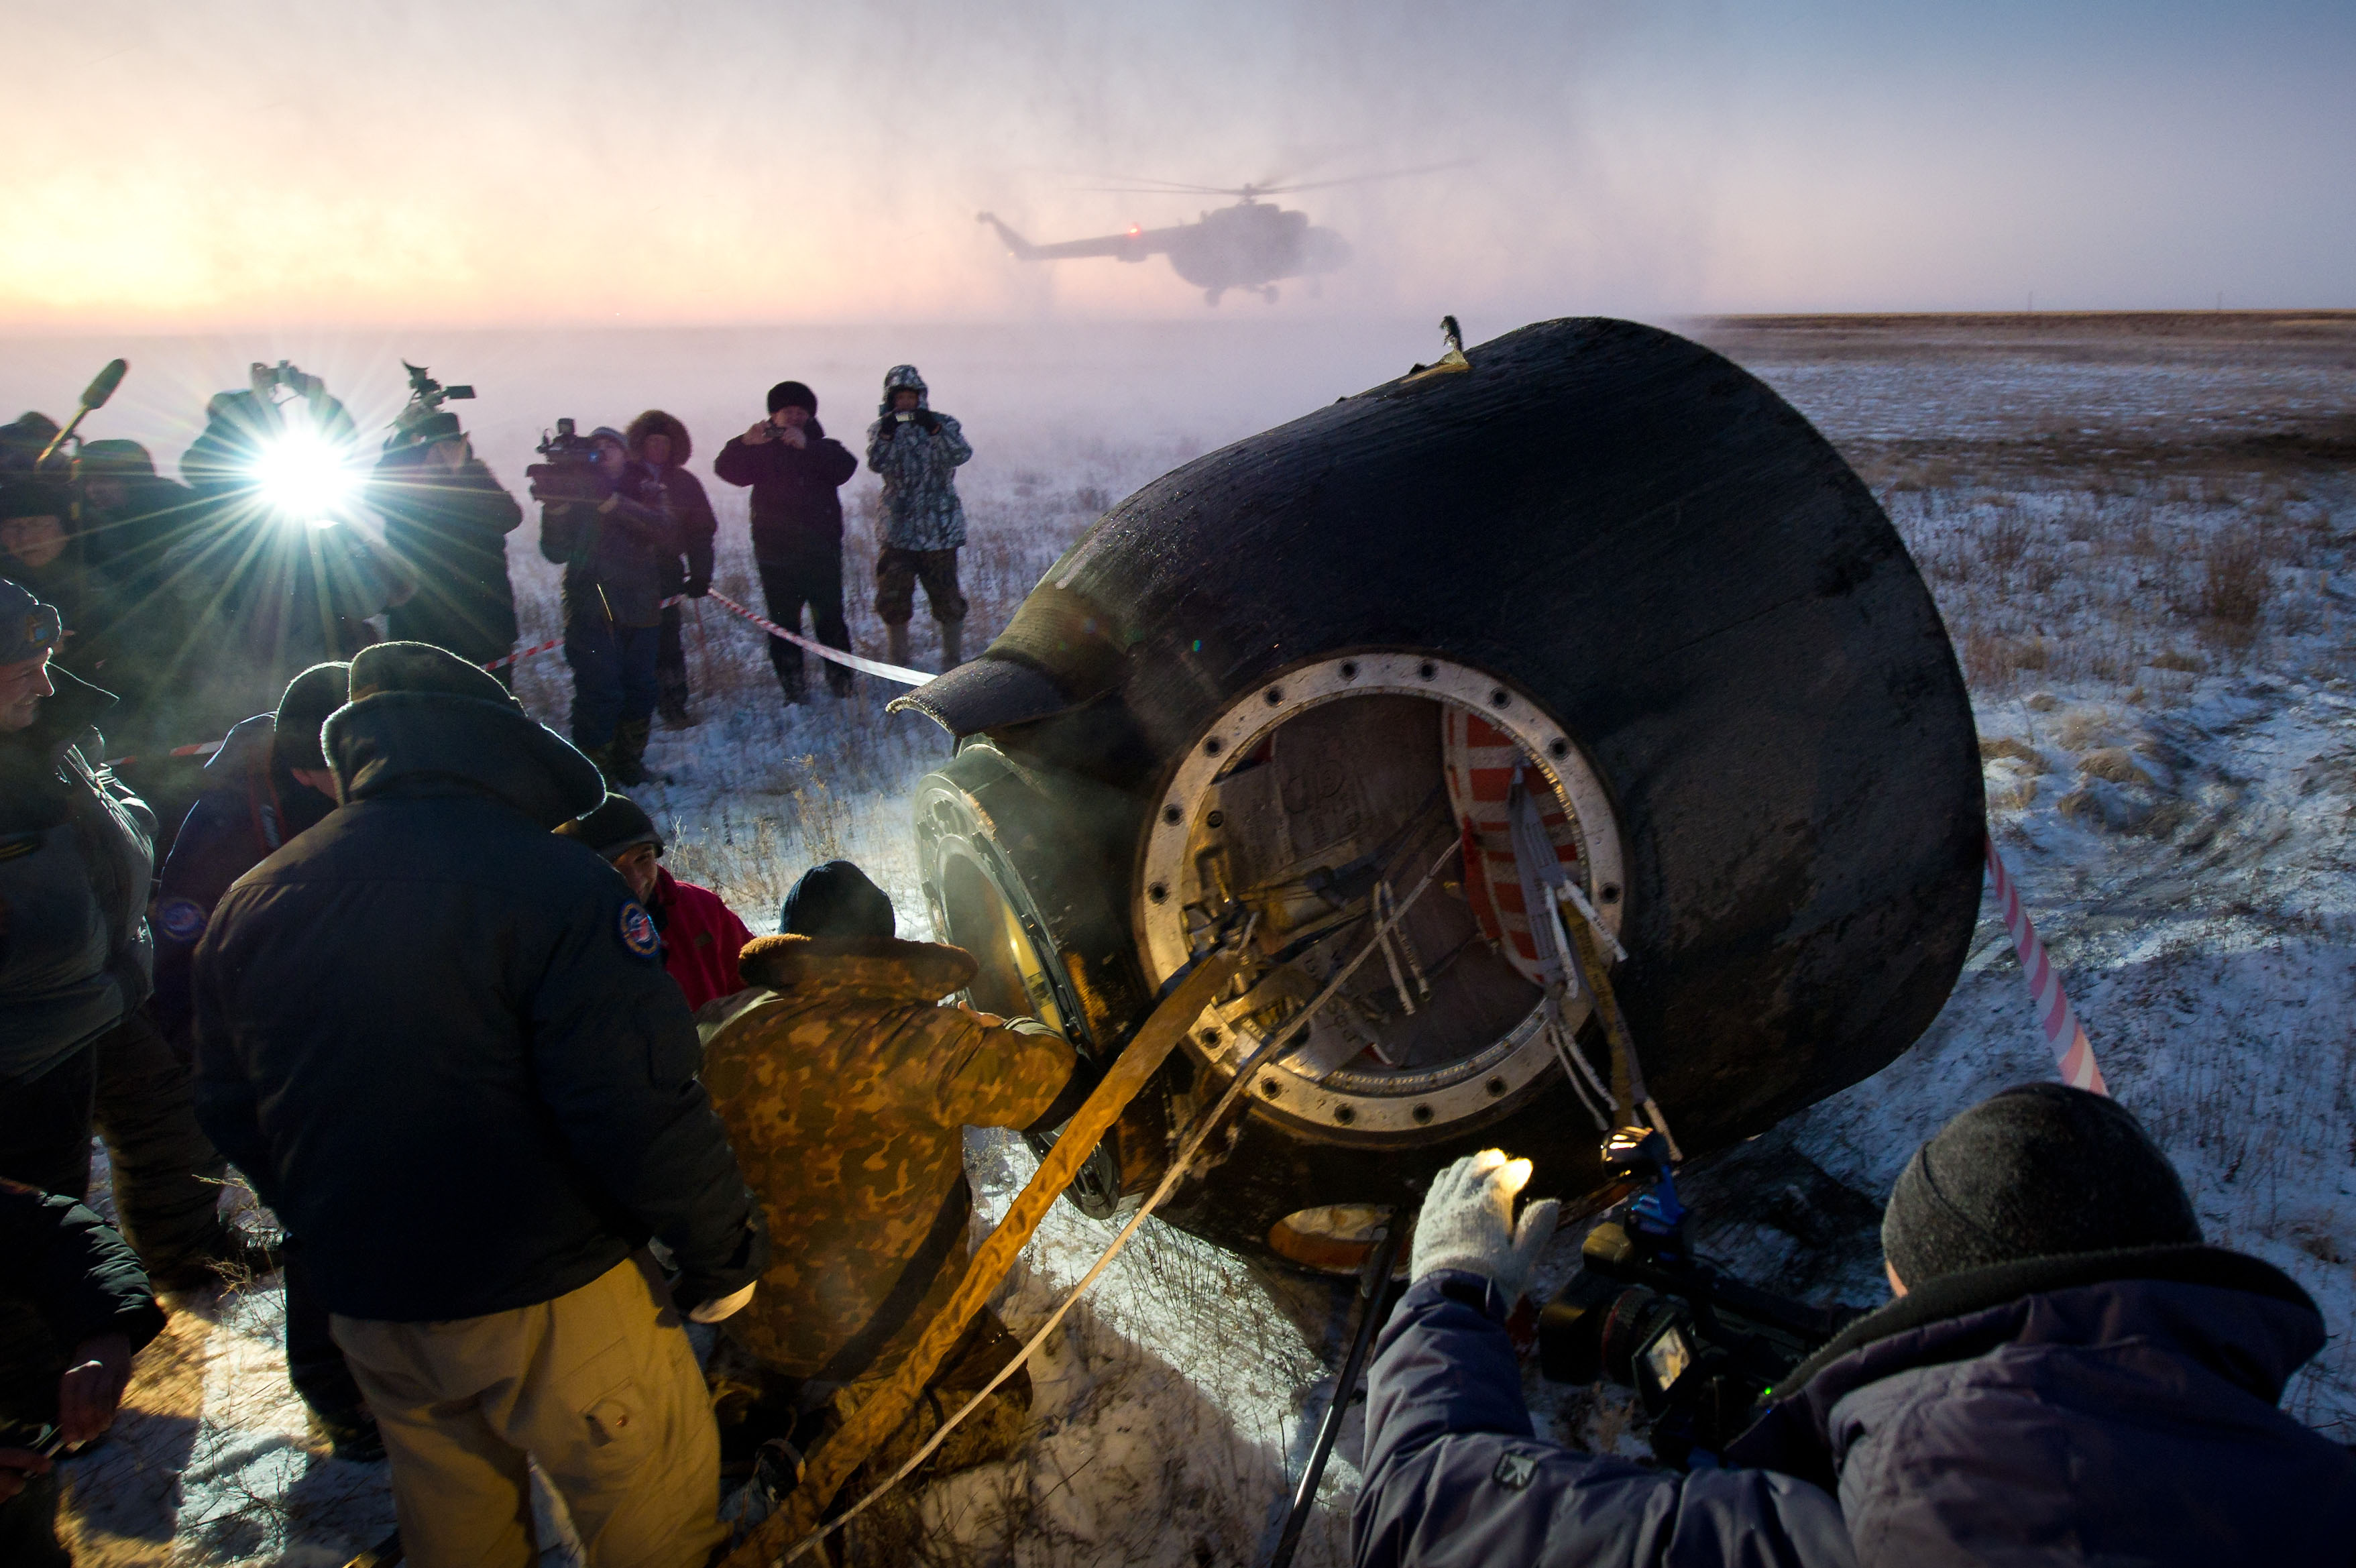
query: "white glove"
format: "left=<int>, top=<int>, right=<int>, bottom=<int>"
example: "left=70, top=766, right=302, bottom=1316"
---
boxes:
left=688, top=1282, right=757, bottom=1325
left=1409, top=1148, right=1561, bottom=1305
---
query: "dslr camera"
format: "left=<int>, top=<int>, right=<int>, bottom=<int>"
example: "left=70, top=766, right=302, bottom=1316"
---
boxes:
left=526, top=418, right=612, bottom=504
left=1538, top=1126, right=1866, bottom=1467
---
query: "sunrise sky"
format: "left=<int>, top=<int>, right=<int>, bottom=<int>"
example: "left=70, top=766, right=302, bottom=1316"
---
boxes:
left=5, top=0, right=2350, bottom=329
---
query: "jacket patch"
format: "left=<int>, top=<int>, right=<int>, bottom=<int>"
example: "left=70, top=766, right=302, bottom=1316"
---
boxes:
left=618, top=900, right=661, bottom=958
left=1492, top=1451, right=1538, bottom=1491
left=157, top=898, right=209, bottom=944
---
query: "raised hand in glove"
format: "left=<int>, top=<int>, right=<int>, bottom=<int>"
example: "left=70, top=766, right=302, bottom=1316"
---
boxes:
left=685, top=576, right=711, bottom=599
left=1409, top=1148, right=1560, bottom=1305
left=913, top=409, right=942, bottom=434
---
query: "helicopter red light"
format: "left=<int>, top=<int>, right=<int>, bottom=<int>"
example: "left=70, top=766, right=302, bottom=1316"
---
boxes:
left=1128, top=224, right=1141, bottom=236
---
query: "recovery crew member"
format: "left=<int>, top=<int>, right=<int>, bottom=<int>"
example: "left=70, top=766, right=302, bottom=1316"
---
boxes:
left=1353, top=1085, right=2356, bottom=1567
left=0, top=1180, right=167, bottom=1565
left=150, top=661, right=378, bottom=1459
left=0, top=577, right=268, bottom=1291
left=699, top=860, right=1094, bottom=1486
left=192, top=642, right=767, bottom=1565
left=556, top=792, right=752, bottom=1012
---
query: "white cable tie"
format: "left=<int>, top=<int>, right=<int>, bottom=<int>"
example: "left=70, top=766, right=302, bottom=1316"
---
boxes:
left=1556, top=880, right=1627, bottom=964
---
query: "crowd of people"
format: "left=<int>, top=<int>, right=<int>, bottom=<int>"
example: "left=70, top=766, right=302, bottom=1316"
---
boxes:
left=0, top=357, right=975, bottom=824
left=3, top=361, right=2353, bottom=1566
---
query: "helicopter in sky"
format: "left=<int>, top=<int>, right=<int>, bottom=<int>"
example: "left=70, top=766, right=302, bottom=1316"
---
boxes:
left=977, top=164, right=1460, bottom=306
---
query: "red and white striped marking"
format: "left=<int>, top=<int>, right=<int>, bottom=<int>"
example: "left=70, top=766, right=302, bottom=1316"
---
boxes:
left=704, top=590, right=930, bottom=687
left=1442, top=708, right=1581, bottom=985
left=482, top=634, right=562, bottom=671
left=1986, top=838, right=2108, bottom=1095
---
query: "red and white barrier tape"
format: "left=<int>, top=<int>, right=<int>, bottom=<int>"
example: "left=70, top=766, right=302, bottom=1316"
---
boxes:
left=1986, top=838, right=2108, bottom=1095
left=703, top=590, right=930, bottom=687
left=483, top=594, right=689, bottom=671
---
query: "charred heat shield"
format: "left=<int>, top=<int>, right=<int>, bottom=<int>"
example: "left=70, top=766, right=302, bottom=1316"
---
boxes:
left=892, top=317, right=1982, bottom=1266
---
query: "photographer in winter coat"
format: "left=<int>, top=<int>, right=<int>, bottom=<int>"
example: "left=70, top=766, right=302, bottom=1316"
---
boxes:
left=624, top=411, right=717, bottom=726
left=368, top=410, right=524, bottom=676
left=714, top=381, right=860, bottom=703
left=1355, top=1085, right=2356, bottom=1568
left=536, top=427, right=677, bottom=784
left=864, top=365, right=971, bottom=671
left=192, top=642, right=767, bottom=1565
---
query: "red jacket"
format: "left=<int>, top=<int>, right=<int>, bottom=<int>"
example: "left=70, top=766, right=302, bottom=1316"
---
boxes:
left=653, top=866, right=752, bottom=1011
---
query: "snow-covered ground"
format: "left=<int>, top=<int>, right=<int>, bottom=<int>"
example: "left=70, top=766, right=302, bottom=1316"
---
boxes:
left=54, top=313, right=2356, bottom=1562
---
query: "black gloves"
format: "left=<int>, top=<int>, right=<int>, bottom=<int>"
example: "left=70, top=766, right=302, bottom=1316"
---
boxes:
left=685, top=577, right=711, bottom=599
left=914, top=409, right=941, bottom=434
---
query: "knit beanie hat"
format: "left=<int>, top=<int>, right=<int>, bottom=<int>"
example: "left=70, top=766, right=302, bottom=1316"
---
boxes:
left=271, top=661, right=351, bottom=771
left=558, top=792, right=663, bottom=860
left=780, top=860, right=894, bottom=940
left=1882, top=1082, right=2201, bottom=1288
left=346, top=640, right=517, bottom=708
left=766, top=381, right=818, bottom=416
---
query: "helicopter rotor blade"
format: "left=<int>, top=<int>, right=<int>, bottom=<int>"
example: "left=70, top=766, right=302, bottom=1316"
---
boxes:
left=1249, top=159, right=1473, bottom=195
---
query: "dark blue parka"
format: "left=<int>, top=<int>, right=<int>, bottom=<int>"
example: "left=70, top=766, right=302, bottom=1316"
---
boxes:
left=149, top=714, right=336, bottom=1055
left=190, top=686, right=767, bottom=1321
left=1355, top=1245, right=2356, bottom=1568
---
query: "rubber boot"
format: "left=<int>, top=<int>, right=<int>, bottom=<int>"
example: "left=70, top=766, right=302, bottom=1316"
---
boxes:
left=940, top=618, right=966, bottom=671
left=886, top=622, right=913, bottom=669
left=607, top=718, right=653, bottom=787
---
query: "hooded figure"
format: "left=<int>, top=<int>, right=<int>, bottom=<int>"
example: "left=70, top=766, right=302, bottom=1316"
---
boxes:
left=192, top=641, right=766, bottom=1563
left=624, top=410, right=718, bottom=724
left=864, top=365, right=973, bottom=670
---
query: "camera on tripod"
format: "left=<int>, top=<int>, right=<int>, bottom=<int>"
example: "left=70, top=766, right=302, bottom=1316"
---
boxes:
left=1537, top=1126, right=1866, bottom=1467
left=526, top=418, right=611, bottom=504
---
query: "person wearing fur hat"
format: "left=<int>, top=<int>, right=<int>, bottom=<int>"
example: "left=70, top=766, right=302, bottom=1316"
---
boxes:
left=1353, top=1084, right=2356, bottom=1568
left=535, top=427, right=677, bottom=783
left=698, top=860, right=1093, bottom=1488
left=192, top=642, right=767, bottom=1562
left=624, top=411, right=718, bottom=726
left=713, top=381, right=860, bottom=703
left=865, top=365, right=972, bottom=671
left=368, top=409, right=524, bottom=677
left=555, top=792, right=750, bottom=1011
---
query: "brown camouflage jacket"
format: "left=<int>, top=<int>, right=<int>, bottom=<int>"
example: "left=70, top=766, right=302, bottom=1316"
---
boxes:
left=699, top=934, right=1078, bottom=1380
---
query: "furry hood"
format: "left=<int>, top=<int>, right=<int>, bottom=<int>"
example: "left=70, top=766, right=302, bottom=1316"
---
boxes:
left=626, top=409, right=692, bottom=467
left=736, top=932, right=976, bottom=1001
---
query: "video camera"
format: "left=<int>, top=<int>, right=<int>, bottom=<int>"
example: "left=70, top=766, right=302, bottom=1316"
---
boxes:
left=526, top=418, right=612, bottom=504
left=1538, top=1126, right=1866, bottom=1467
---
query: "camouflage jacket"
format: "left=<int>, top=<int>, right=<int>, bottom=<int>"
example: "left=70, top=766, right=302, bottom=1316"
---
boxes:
left=863, top=370, right=972, bottom=551
left=699, top=934, right=1077, bottom=1380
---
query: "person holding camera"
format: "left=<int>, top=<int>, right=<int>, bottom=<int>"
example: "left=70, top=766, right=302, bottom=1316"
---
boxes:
left=535, top=426, right=677, bottom=785
left=1355, top=1085, right=2356, bottom=1567
left=713, top=382, right=860, bottom=704
left=368, top=404, right=524, bottom=678
left=864, top=364, right=972, bottom=671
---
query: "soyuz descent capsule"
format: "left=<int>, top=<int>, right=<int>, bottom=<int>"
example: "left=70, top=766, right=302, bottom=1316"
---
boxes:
left=891, top=318, right=1984, bottom=1268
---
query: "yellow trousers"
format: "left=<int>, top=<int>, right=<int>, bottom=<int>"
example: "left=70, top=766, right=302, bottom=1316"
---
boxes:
left=332, top=1257, right=724, bottom=1568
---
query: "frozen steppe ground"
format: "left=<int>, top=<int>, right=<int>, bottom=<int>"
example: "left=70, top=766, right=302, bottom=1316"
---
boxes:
left=38, top=312, right=2356, bottom=1563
